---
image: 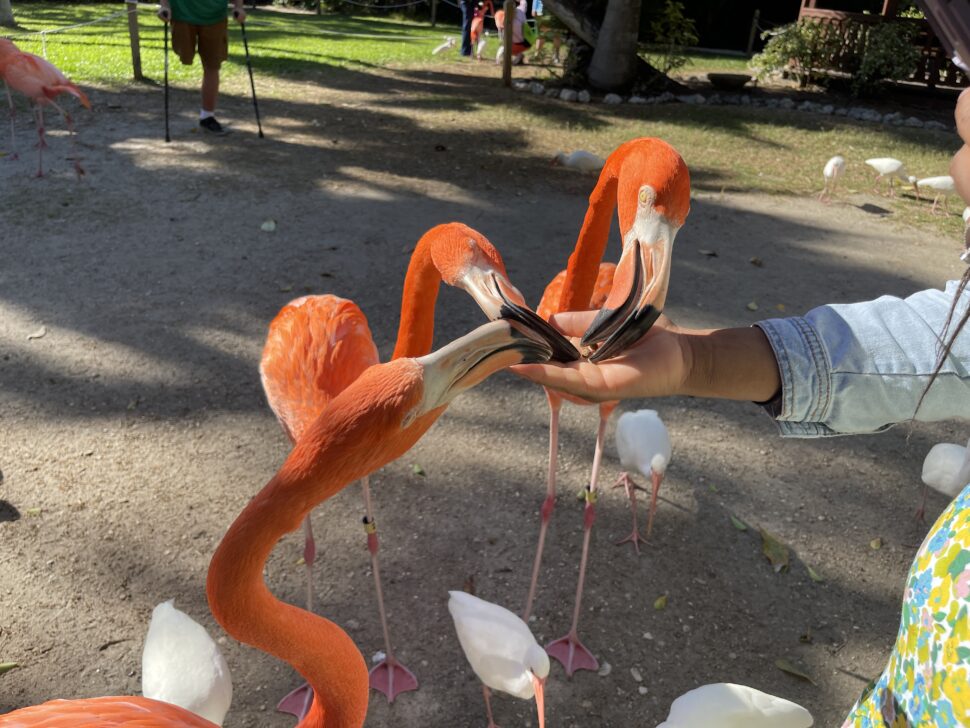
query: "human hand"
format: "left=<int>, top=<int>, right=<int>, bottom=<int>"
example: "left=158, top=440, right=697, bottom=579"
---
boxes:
left=232, top=7, right=247, bottom=23
left=157, top=4, right=171, bottom=22
left=511, top=310, right=691, bottom=402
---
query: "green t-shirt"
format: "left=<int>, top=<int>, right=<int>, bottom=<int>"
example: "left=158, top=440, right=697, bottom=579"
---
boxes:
left=170, top=0, right=228, bottom=26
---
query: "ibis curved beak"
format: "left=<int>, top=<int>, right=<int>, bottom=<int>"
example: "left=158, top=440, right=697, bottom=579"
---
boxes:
left=532, top=673, right=546, bottom=728
left=581, top=218, right=675, bottom=362
left=462, top=268, right=581, bottom=363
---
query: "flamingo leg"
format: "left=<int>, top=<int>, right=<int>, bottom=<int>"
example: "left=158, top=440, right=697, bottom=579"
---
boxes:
left=34, top=103, right=46, bottom=177
left=644, top=469, right=665, bottom=538
left=276, top=513, right=318, bottom=719
left=3, top=82, right=17, bottom=161
left=522, top=393, right=561, bottom=622
left=47, top=97, right=83, bottom=178
left=613, top=472, right=648, bottom=553
left=545, top=409, right=610, bottom=677
left=361, top=475, right=418, bottom=703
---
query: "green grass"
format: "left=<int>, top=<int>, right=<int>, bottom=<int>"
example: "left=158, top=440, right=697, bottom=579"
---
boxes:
left=4, top=3, right=963, bottom=236
left=4, top=3, right=446, bottom=83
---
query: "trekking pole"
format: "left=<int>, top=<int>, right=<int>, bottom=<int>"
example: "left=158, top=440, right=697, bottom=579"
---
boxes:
left=236, top=15, right=264, bottom=139
left=163, top=15, right=170, bottom=142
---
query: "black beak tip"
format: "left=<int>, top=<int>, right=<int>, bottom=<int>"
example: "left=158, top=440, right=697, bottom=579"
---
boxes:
left=579, top=305, right=620, bottom=347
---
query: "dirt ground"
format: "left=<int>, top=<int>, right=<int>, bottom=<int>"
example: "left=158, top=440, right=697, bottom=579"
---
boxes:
left=1, top=62, right=967, bottom=727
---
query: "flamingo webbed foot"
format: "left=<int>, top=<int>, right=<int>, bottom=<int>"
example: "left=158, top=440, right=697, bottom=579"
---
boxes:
left=369, top=655, right=419, bottom=702
left=546, top=632, right=598, bottom=677
left=276, top=681, right=314, bottom=721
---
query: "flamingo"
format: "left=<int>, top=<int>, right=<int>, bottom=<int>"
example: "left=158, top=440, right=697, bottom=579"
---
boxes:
left=915, top=175, right=956, bottom=214
left=448, top=591, right=548, bottom=728
left=657, top=683, right=813, bottom=727
left=613, top=409, right=671, bottom=551
left=521, top=138, right=690, bottom=677
left=259, top=223, right=577, bottom=717
left=141, top=600, right=233, bottom=726
left=818, top=155, right=845, bottom=202
left=915, top=437, right=970, bottom=521
left=0, top=38, right=90, bottom=178
left=470, top=0, right=494, bottom=60
left=0, top=319, right=554, bottom=728
left=865, top=157, right=919, bottom=199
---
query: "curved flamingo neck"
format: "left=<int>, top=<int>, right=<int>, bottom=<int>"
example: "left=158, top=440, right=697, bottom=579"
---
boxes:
left=558, top=170, right=618, bottom=314
left=207, top=360, right=441, bottom=728
left=392, top=237, right=443, bottom=360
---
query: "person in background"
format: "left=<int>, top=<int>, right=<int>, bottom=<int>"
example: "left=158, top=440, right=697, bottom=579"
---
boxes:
left=158, top=0, right=246, bottom=133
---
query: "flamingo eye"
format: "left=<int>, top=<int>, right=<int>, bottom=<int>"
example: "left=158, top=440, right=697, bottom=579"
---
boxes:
left=638, top=189, right=650, bottom=205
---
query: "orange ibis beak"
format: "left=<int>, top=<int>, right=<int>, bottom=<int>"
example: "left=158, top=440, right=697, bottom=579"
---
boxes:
left=532, top=673, right=546, bottom=728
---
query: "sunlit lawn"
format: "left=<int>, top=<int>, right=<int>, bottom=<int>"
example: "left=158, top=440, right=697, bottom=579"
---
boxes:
left=3, top=3, right=963, bottom=235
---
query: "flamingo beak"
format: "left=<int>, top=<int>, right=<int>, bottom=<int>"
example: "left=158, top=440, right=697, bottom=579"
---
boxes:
left=532, top=673, right=546, bottom=728
left=462, top=268, right=580, bottom=362
left=581, top=221, right=673, bottom=362
left=414, top=320, right=553, bottom=415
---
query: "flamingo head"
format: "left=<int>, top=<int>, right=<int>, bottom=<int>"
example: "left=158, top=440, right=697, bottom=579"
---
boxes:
left=403, top=319, right=553, bottom=427
left=581, top=138, right=690, bottom=362
left=429, top=223, right=580, bottom=362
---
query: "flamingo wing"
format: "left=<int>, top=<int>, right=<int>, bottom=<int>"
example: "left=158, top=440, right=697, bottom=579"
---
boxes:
left=0, top=695, right=218, bottom=727
left=260, top=295, right=379, bottom=443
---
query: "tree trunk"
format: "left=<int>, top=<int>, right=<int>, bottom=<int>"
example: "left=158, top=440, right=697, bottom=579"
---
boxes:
left=587, top=0, right=641, bottom=91
left=540, top=0, right=686, bottom=93
left=0, top=0, right=15, bottom=28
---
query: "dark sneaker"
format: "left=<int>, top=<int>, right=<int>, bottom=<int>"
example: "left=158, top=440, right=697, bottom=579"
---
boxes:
left=199, top=116, right=226, bottom=134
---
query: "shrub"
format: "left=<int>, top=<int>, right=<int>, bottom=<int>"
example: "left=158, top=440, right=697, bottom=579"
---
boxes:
left=852, top=21, right=920, bottom=95
left=642, top=0, right=698, bottom=76
left=752, top=20, right=842, bottom=88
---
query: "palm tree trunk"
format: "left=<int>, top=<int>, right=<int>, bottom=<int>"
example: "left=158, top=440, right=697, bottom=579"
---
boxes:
left=587, top=0, right=641, bottom=91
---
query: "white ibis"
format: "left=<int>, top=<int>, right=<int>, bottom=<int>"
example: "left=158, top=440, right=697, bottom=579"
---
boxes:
left=818, top=155, right=845, bottom=202
left=141, top=600, right=233, bottom=726
left=916, top=175, right=956, bottom=214
left=865, top=157, right=919, bottom=198
left=552, top=150, right=606, bottom=173
left=432, top=36, right=457, bottom=55
left=448, top=591, right=548, bottom=728
left=917, top=438, right=970, bottom=520
left=657, top=683, right=813, bottom=727
left=613, top=409, right=671, bottom=550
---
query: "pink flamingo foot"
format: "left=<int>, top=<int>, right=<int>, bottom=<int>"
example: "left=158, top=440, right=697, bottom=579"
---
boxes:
left=369, top=654, right=418, bottom=702
left=276, top=681, right=314, bottom=721
left=546, top=631, right=598, bottom=677
left=616, top=528, right=648, bottom=553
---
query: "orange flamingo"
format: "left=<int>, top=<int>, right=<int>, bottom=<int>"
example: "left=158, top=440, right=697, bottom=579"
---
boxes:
left=0, top=319, right=554, bottom=728
left=258, top=223, right=576, bottom=717
left=521, top=138, right=691, bottom=676
left=0, top=38, right=90, bottom=177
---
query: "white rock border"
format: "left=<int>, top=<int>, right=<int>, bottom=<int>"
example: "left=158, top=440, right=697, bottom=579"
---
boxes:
left=512, top=83, right=954, bottom=132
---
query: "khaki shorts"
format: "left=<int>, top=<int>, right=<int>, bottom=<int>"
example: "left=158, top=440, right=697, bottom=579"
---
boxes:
left=172, top=19, right=228, bottom=69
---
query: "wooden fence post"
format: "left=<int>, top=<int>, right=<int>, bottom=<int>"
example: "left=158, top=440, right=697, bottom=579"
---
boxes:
left=431, top=0, right=438, bottom=27
left=126, top=1, right=143, bottom=81
left=502, top=0, right=513, bottom=86
left=746, top=8, right=760, bottom=56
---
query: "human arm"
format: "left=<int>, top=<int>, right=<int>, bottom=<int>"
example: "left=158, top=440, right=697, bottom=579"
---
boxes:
left=512, top=311, right=781, bottom=403
left=514, top=281, right=970, bottom=436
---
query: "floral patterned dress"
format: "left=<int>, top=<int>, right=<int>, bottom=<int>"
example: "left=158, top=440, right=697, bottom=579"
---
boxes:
left=842, top=484, right=970, bottom=727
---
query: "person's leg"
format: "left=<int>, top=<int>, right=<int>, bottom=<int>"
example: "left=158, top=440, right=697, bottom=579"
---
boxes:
left=197, top=20, right=228, bottom=129
left=460, top=0, right=473, bottom=56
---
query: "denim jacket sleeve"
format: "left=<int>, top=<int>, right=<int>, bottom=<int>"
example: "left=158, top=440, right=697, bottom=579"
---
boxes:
left=753, top=280, right=970, bottom=437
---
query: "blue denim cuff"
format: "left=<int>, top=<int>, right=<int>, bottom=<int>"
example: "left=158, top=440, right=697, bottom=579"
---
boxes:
left=754, top=317, right=837, bottom=438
